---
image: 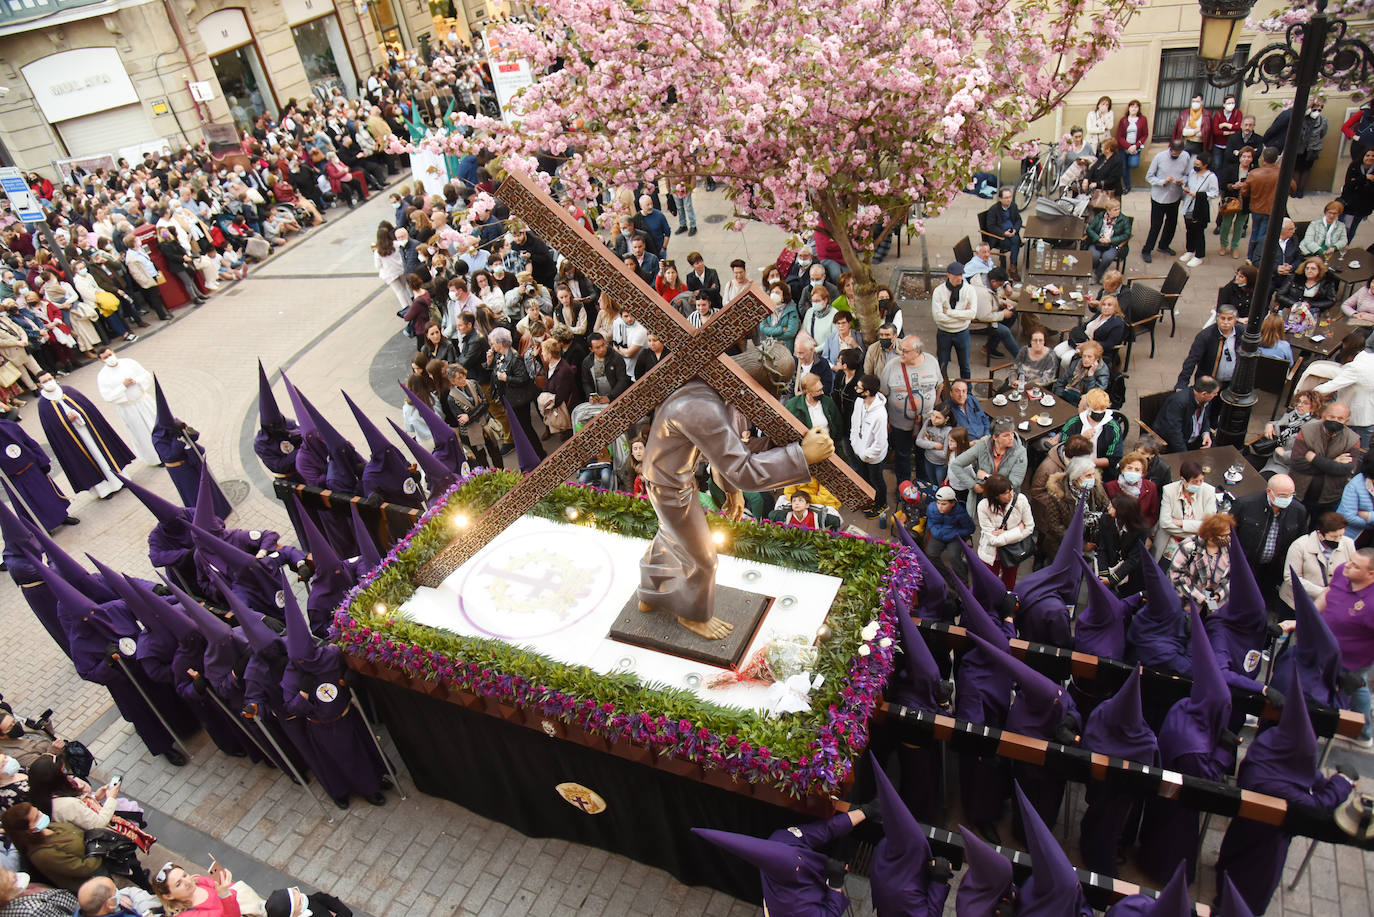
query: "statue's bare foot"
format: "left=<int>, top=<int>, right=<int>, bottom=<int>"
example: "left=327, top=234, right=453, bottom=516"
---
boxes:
left=638, top=600, right=654, bottom=613
left=677, top=616, right=734, bottom=640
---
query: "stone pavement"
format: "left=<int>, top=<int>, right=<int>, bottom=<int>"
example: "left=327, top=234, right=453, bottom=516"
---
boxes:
left=1, top=174, right=1371, bottom=915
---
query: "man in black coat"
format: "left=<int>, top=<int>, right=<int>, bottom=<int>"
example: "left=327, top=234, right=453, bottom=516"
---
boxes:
left=1154, top=376, right=1221, bottom=453
left=1223, top=116, right=1262, bottom=164
left=1270, top=218, right=1303, bottom=289
left=512, top=227, right=558, bottom=289
left=453, top=314, right=490, bottom=384
left=1177, top=305, right=1241, bottom=389
left=1230, top=473, right=1308, bottom=609
left=581, top=333, right=630, bottom=404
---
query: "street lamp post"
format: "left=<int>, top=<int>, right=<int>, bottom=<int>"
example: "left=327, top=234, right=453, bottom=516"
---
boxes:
left=1199, top=0, right=1374, bottom=445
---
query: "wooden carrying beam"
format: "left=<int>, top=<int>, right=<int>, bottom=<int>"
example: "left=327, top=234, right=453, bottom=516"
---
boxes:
left=912, top=618, right=1364, bottom=739
left=881, top=704, right=1374, bottom=851
left=272, top=480, right=422, bottom=551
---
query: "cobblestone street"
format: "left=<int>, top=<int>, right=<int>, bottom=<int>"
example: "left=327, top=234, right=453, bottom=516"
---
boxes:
left=3, top=176, right=1372, bottom=915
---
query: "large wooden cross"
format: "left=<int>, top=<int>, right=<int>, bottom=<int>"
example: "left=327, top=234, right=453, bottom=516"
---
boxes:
left=413, top=169, right=873, bottom=586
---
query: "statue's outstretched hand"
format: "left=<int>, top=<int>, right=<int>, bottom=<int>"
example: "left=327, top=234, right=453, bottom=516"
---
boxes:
left=723, top=491, right=746, bottom=521
left=801, top=427, right=835, bottom=465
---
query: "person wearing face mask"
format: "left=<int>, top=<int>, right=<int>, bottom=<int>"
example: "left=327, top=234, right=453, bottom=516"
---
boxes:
left=0, top=866, right=76, bottom=917
left=35, top=373, right=131, bottom=500
left=0, top=752, right=27, bottom=810
left=862, top=322, right=901, bottom=377
left=757, top=283, right=799, bottom=353
left=76, top=876, right=158, bottom=917
left=1172, top=95, right=1213, bottom=158
left=1106, top=451, right=1161, bottom=528
left=0, top=804, right=107, bottom=893
left=1210, top=95, right=1244, bottom=173
left=1281, top=512, right=1357, bottom=610
left=264, top=886, right=351, bottom=917
left=1231, top=473, right=1309, bottom=606
left=1265, top=98, right=1329, bottom=197
left=1180, top=154, right=1219, bottom=267
left=1155, top=460, right=1219, bottom=560
left=1168, top=512, right=1235, bottom=612
left=1033, top=454, right=1109, bottom=563
left=1290, top=400, right=1361, bottom=517
left=94, top=349, right=160, bottom=466
left=1055, top=388, right=1126, bottom=476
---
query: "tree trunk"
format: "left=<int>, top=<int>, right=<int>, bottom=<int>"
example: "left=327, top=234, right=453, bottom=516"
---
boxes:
left=813, top=193, right=882, bottom=338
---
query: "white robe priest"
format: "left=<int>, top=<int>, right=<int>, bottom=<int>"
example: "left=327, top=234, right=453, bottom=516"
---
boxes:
left=96, top=353, right=160, bottom=465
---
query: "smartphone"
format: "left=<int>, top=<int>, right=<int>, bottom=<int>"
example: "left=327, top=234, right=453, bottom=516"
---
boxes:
left=108, top=775, right=122, bottom=789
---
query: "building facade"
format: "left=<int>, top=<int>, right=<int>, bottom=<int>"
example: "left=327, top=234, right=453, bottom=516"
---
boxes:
left=0, top=0, right=437, bottom=170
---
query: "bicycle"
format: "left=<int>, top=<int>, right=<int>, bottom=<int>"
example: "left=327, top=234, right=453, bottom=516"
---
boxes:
left=1014, top=140, right=1061, bottom=210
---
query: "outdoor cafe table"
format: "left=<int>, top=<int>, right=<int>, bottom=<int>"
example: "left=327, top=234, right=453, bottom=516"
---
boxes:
left=983, top=388, right=1078, bottom=441
left=1285, top=311, right=1358, bottom=362
left=1330, top=248, right=1374, bottom=300
left=1013, top=284, right=1086, bottom=338
left=1160, top=445, right=1267, bottom=501
left=1028, top=246, right=1093, bottom=280
left=1023, top=213, right=1087, bottom=271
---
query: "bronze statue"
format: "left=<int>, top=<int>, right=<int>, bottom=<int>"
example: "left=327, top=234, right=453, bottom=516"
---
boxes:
left=637, top=346, right=835, bottom=639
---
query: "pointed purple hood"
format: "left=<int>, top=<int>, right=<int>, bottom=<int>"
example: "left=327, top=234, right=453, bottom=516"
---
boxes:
left=165, top=574, right=243, bottom=679
left=1015, top=782, right=1086, bottom=917
left=896, top=522, right=948, bottom=614
left=966, top=631, right=1077, bottom=740
left=949, top=568, right=1015, bottom=726
left=343, top=391, right=419, bottom=504
left=503, top=395, right=542, bottom=473
left=22, top=513, right=112, bottom=602
left=258, top=360, right=288, bottom=429
left=1273, top=567, right=1342, bottom=707
left=869, top=751, right=940, bottom=913
left=1158, top=607, right=1233, bottom=764
left=139, top=573, right=198, bottom=642
left=690, top=827, right=828, bottom=891
left=1218, top=874, right=1255, bottom=917
left=281, top=372, right=314, bottom=437
left=388, top=417, right=456, bottom=504
left=35, top=561, right=105, bottom=636
left=0, top=479, right=36, bottom=554
left=1082, top=668, right=1158, bottom=764
left=119, top=574, right=190, bottom=645
left=189, top=523, right=258, bottom=577
left=152, top=376, right=177, bottom=435
left=1016, top=496, right=1084, bottom=604
left=292, top=494, right=353, bottom=593
left=282, top=573, right=331, bottom=673
left=193, top=463, right=222, bottom=533
left=219, top=572, right=284, bottom=655
left=960, top=537, right=1014, bottom=614
left=1105, top=862, right=1192, bottom=916
left=1073, top=553, right=1128, bottom=660
left=892, top=592, right=944, bottom=713
left=350, top=502, right=382, bottom=572
left=115, top=472, right=192, bottom=529
left=398, top=381, right=464, bottom=471
left=1204, top=529, right=1268, bottom=674
left=1240, top=663, right=1319, bottom=797
left=1128, top=543, right=1188, bottom=670
left=955, top=825, right=1015, bottom=915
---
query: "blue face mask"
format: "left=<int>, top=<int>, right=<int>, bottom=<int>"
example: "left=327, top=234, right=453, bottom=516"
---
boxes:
left=1186, top=482, right=1202, bottom=494
left=33, top=813, right=50, bottom=831
left=1272, top=494, right=1293, bottom=509
left=0, top=756, right=18, bottom=776
left=1120, top=470, right=1142, bottom=485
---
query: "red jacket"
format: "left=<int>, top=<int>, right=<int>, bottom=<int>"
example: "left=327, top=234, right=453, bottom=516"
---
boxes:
left=1115, top=114, right=1150, bottom=154
left=1172, top=109, right=1214, bottom=150
left=1211, top=108, right=1244, bottom=148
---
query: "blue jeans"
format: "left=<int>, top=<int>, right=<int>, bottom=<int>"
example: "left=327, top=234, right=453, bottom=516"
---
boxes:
left=985, top=321, right=1018, bottom=357
left=675, top=193, right=696, bottom=231
left=924, top=459, right=947, bottom=485
left=888, top=424, right=915, bottom=489
left=1091, top=246, right=1118, bottom=281
left=1248, top=213, right=1271, bottom=265
left=1348, top=665, right=1373, bottom=740
left=1124, top=152, right=1141, bottom=191
left=1352, top=423, right=1374, bottom=450
left=937, top=328, right=973, bottom=380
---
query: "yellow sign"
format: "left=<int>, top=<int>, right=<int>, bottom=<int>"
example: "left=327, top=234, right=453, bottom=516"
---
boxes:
left=150, top=100, right=169, bottom=115
left=554, top=783, right=606, bottom=815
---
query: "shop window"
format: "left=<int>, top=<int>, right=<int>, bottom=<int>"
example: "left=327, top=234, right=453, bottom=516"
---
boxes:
left=1153, top=46, right=1249, bottom=140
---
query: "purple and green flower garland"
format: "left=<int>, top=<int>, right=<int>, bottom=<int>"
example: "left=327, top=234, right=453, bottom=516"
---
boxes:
left=330, top=470, right=921, bottom=798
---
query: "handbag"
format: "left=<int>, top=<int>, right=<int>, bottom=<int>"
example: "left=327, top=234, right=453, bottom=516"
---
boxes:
left=536, top=391, right=571, bottom=432
left=94, top=291, right=120, bottom=317
left=0, top=360, right=20, bottom=387
left=1218, top=196, right=1243, bottom=216
left=1089, top=189, right=1116, bottom=211
left=995, top=496, right=1038, bottom=567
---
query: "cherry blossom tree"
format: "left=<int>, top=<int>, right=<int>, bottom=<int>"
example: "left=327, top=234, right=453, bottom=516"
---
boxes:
left=413, top=0, right=1141, bottom=333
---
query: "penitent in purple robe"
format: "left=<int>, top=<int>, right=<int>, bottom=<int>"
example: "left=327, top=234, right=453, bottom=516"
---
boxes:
left=1014, top=782, right=1092, bottom=917
left=1271, top=569, right=1343, bottom=707
left=0, top=420, right=70, bottom=530
left=1078, top=669, right=1159, bottom=878
left=869, top=753, right=951, bottom=917
left=292, top=495, right=355, bottom=635
left=1136, top=608, right=1235, bottom=885
left=1103, top=862, right=1192, bottom=916
left=692, top=812, right=858, bottom=915
left=896, top=523, right=950, bottom=621
left=36, top=386, right=133, bottom=493
left=151, top=378, right=231, bottom=517
left=256, top=360, right=303, bottom=481
left=280, top=582, right=385, bottom=803
left=0, top=495, right=67, bottom=654
left=39, top=565, right=197, bottom=758
left=890, top=592, right=948, bottom=823
left=954, top=825, right=1016, bottom=916
left=1014, top=498, right=1085, bottom=648
left=1215, top=666, right=1354, bottom=915
left=344, top=391, right=425, bottom=509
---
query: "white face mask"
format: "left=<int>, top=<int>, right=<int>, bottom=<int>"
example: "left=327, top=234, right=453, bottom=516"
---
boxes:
left=1223, top=102, right=1235, bottom=113
left=769, top=292, right=783, bottom=304
left=41, top=380, right=58, bottom=393
left=11, top=873, right=28, bottom=893
left=1191, top=101, right=1202, bottom=111
left=104, top=356, right=119, bottom=367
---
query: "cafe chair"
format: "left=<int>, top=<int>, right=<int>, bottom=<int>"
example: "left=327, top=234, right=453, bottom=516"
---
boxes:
left=1132, top=263, right=1190, bottom=338
left=954, top=236, right=975, bottom=266
left=1254, top=354, right=1298, bottom=422
left=1293, top=220, right=1312, bottom=246
left=1137, top=390, right=1174, bottom=441
left=1120, top=285, right=1164, bottom=371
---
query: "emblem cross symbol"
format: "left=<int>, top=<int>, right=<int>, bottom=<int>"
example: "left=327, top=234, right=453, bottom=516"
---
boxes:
left=413, top=170, right=873, bottom=587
